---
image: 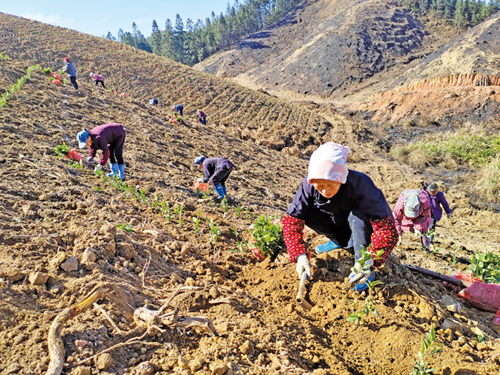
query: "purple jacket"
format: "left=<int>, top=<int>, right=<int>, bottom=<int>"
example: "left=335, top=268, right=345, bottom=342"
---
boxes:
left=88, top=123, right=125, bottom=166
left=287, top=170, right=393, bottom=247
left=428, top=191, right=451, bottom=222
left=201, top=158, right=234, bottom=182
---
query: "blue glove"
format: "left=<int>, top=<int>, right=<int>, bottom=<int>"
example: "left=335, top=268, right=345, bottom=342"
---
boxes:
left=87, top=156, right=94, bottom=162
left=349, top=259, right=373, bottom=284
left=296, top=254, right=311, bottom=279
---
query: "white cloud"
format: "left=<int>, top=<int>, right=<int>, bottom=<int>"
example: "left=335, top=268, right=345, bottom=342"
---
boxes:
left=100, top=16, right=108, bottom=23
left=19, top=12, right=75, bottom=28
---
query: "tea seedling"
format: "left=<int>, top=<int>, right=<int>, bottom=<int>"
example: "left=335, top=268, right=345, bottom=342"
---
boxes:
left=173, top=203, right=185, bottom=227
left=68, top=161, right=82, bottom=169
left=151, top=194, right=161, bottom=209
left=474, top=327, right=485, bottom=344
left=248, top=215, right=284, bottom=259
left=207, top=219, right=221, bottom=245
left=233, top=203, right=243, bottom=216
left=367, top=280, right=383, bottom=293
left=412, top=325, right=442, bottom=375
left=94, top=186, right=104, bottom=192
left=230, top=227, right=248, bottom=254
left=116, top=223, right=134, bottom=232
left=346, top=300, right=381, bottom=326
left=469, top=250, right=500, bottom=283
left=192, top=216, right=201, bottom=233
left=219, top=196, right=229, bottom=212
left=55, top=143, right=70, bottom=157
left=161, top=201, right=172, bottom=221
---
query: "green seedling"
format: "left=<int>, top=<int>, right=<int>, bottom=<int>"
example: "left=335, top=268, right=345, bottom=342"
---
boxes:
left=173, top=203, right=185, bottom=227
left=233, top=203, right=243, bottom=216
left=474, top=327, right=486, bottom=344
left=248, top=215, right=284, bottom=259
left=68, top=161, right=82, bottom=169
left=219, top=196, right=229, bottom=212
left=94, top=186, right=104, bottom=191
left=412, top=325, right=442, bottom=375
left=161, top=201, right=171, bottom=221
left=138, top=189, right=147, bottom=204
left=469, top=250, right=500, bottom=283
left=346, top=300, right=381, bottom=326
left=207, top=219, right=221, bottom=245
left=192, top=216, right=201, bottom=233
left=151, top=194, right=161, bottom=209
left=116, top=223, right=134, bottom=232
left=449, top=253, right=458, bottom=266
left=367, top=280, right=384, bottom=293
left=352, top=247, right=383, bottom=277
left=41, top=67, right=51, bottom=74
left=230, top=227, right=248, bottom=254
left=55, top=142, right=70, bottom=157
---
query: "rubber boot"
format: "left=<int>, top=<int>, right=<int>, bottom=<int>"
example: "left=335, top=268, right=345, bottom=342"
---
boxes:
left=107, top=163, right=119, bottom=177
left=118, top=164, right=125, bottom=180
left=222, top=186, right=227, bottom=197
left=214, top=184, right=224, bottom=199
left=315, top=240, right=341, bottom=254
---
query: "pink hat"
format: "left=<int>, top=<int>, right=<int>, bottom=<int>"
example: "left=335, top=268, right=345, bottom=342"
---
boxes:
left=307, top=142, right=350, bottom=184
left=64, top=57, right=69, bottom=61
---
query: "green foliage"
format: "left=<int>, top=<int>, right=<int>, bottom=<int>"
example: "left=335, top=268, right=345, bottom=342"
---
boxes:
left=173, top=203, right=185, bottom=227
left=68, top=161, right=82, bottom=169
left=233, top=203, right=243, bottom=216
left=219, top=196, right=229, bottom=212
left=55, top=142, right=71, bottom=157
left=0, top=52, right=10, bottom=60
left=346, top=300, right=381, bottom=326
left=230, top=227, right=249, bottom=254
left=118, top=0, right=303, bottom=66
left=42, top=67, right=51, bottom=74
left=192, top=216, right=201, bottom=234
left=160, top=201, right=171, bottom=221
left=367, top=280, right=383, bottom=293
left=474, top=327, right=485, bottom=344
left=117, top=223, right=134, bottom=232
left=353, top=247, right=383, bottom=275
left=412, top=325, right=442, bottom=375
left=469, top=250, right=500, bottom=283
left=248, top=215, right=284, bottom=259
left=0, top=64, right=41, bottom=107
left=391, top=132, right=500, bottom=168
left=207, top=219, right=222, bottom=245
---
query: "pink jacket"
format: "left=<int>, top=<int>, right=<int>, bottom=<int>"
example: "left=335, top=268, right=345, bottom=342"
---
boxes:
left=92, top=74, right=104, bottom=81
left=393, top=189, right=431, bottom=236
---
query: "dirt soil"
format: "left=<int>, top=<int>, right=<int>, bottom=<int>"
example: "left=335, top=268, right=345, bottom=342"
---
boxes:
left=1, top=12, right=500, bottom=375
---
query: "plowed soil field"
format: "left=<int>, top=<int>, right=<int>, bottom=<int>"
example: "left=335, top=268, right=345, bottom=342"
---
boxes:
left=1, top=13, right=500, bottom=375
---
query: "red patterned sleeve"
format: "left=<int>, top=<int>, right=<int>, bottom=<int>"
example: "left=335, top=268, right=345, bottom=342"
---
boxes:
left=282, top=214, right=309, bottom=263
left=369, top=216, right=398, bottom=268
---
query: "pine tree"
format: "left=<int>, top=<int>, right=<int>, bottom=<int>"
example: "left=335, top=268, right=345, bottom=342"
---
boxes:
left=172, top=14, right=185, bottom=63
left=149, top=20, right=162, bottom=55
left=161, top=19, right=174, bottom=60
left=105, top=32, right=116, bottom=41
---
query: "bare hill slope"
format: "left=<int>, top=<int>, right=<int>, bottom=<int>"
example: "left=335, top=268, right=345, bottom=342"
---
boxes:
left=194, top=0, right=442, bottom=98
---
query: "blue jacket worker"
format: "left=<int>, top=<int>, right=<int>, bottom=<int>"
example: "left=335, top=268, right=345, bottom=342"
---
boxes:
left=194, top=156, right=234, bottom=200
left=63, top=57, right=78, bottom=90
left=77, top=123, right=126, bottom=180
left=172, top=104, right=183, bottom=116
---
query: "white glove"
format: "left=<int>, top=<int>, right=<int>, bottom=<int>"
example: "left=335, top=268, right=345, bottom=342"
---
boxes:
left=87, top=156, right=94, bottom=162
left=349, top=259, right=373, bottom=284
left=296, top=254, right=311, bottom=280
left=94, top=164, right=102, bottom=173
left=397, top=236, right=402, bottom=247
left=414, top=229, right=422, bottom=238
left=197, top=177, right=205, bottom=183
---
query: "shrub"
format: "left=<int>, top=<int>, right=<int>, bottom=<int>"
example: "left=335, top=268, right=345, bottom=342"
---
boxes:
left=475, top=158, right=500, bottom=203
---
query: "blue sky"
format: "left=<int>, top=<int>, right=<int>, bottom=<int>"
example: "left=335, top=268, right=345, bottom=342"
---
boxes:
left=1, top=0, right=232, bottom=37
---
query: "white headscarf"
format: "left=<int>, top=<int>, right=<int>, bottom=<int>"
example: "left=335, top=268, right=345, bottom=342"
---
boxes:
left=307, top=142, right=350, bottom=184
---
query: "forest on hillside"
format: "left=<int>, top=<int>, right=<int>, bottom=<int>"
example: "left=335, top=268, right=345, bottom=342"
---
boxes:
left=106, top=0, right=500, bottom=66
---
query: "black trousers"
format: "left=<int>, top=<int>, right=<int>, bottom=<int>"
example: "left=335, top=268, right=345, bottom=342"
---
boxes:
left=95, top=80, right=105, bottom=88
left=210, top=167, right=232, bottom=187
left=70, top=76, right=78, bottom=90
left=109, top=132, right=126, bottom=165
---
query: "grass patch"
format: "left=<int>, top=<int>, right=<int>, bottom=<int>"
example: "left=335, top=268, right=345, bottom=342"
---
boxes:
left=391, top=130, right=500, bottom=168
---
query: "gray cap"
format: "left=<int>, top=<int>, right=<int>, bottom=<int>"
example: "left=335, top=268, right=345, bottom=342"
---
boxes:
left=427, top=182, right=438, bottom=192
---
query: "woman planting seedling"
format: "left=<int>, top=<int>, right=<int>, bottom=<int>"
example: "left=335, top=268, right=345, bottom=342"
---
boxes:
left=76, top=123, right=126, bottom=180
left=282, top=142, right=398, bottom=291
left=90, top=72, right=105, bottom=88
left=172, top=104, right=184, bottom=116
left=194, top=156, right=234, bottom=201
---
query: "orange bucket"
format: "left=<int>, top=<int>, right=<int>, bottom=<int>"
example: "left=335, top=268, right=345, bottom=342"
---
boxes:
left=193, top=181, right=209, bottom=191
left=65, top=149, right=82, bottom=161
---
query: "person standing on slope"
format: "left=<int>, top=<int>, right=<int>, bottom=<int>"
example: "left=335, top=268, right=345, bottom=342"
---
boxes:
left=77, top=123, right=126, bottom=180
left=172, top=104, right=183, bottom=116
left=393, top=188, right=432, bottom=253
left=194, top=156, right=234, bottom=200
left=90, top=72, right=106, bottom=88
left=282, top=142, right=398, bottom=292
left=63, top=57, right=78, bottom=90
left=196, top=109, right=207, bottom=125
left=426, top=182, right=452, bottom=250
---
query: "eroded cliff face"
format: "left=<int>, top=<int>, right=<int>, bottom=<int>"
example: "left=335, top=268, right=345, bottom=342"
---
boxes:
left=195, top=0, right=432, bottom=97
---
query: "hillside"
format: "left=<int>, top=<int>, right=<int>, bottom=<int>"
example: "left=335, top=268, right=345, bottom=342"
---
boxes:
left=194, top=0, right=447, bottom=99
left=1, top=12, right=500, bottom=375
left=0, top=12, right=365, bottom=158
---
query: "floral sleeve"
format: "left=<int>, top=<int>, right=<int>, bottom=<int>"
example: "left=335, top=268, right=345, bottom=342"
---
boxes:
left=282, top=214, right=309, bottom=263
left=369, top=216, right=398, bottom=268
